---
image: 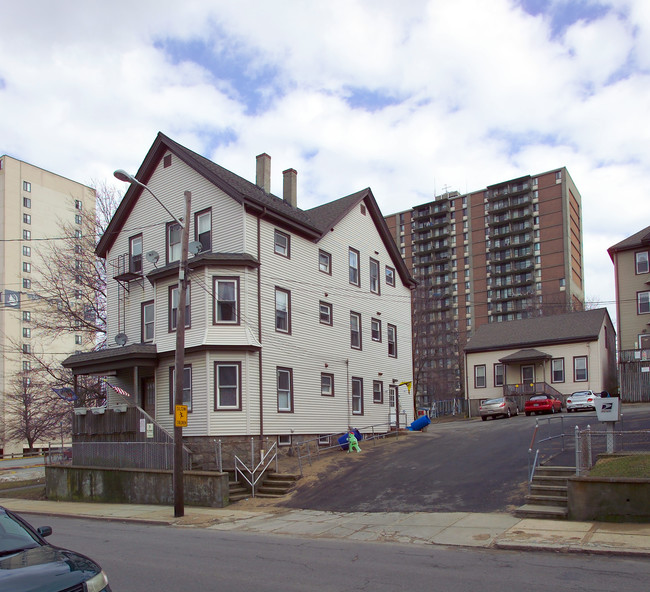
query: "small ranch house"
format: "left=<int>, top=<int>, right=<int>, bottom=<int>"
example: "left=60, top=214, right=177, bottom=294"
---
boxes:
left=464, top=308, right=617, bottom=415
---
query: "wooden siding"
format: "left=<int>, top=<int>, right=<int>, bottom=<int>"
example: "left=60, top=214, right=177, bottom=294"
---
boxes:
left=613, top=249, right=650, bottom=350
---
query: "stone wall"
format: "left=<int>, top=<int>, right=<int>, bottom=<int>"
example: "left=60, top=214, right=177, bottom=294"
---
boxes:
left=45, top=465, right=229, bottom=508
left=568, top=476, right=650, bottom=522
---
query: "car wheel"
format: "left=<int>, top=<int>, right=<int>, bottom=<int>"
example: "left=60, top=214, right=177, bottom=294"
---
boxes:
left=551, top=406, right=555, bottom=414
left=507, top=408, right=511, bottom=418
left=481, top=416, right=487, bottom=421
left=525, top=412, right=530, bottom=416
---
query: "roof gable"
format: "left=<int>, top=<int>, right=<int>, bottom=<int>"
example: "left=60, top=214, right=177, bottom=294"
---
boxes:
left=608, top=224, right=650, bottom=261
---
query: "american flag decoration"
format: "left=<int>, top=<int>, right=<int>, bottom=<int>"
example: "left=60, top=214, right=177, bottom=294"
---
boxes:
left=102, top=379, right=132, bottom=398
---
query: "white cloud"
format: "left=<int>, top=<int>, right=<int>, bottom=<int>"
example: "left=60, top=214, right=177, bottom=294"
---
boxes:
left=1, top=0, right=649, bottom=323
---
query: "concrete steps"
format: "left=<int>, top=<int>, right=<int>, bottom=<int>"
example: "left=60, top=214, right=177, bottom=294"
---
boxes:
left=228, top=471, right=300, bottom=502
left=515, top=466, right=574, bottom=520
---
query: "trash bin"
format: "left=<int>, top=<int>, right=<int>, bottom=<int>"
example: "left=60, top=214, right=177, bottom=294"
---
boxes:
left=408, top=415, right=431, bottom=431
left=338, top=429, right=363, bottom=450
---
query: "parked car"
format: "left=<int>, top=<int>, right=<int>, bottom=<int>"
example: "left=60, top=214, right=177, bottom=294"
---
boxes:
left=479, top=397, right=519, bottom=420
left=0, top=506, right=111, bottom=592
left=524, top=394, right=562, bottom=416
left=566, top=390, right=599, bottom=412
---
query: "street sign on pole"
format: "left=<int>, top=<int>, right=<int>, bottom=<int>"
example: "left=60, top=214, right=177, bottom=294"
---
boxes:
left=175, top=405, right=188, bottom=428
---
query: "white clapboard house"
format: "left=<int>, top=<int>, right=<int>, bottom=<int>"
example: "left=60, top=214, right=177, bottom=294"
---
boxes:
left=64, top=133, right=415, bottom=457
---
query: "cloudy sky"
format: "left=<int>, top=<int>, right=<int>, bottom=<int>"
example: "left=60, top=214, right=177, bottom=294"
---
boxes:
left=2, top=0, right=649, bottom=320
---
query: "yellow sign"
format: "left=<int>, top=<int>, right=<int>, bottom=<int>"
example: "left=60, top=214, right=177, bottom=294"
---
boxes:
left=175, top=404, right=188, bottom=427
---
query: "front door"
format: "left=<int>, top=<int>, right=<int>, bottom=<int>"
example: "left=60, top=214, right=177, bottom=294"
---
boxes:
left=142, top=378, right=155, bottom=417
left=388, top=384, right=398, bottom=426
left=521, top=365, right=535, bottom=393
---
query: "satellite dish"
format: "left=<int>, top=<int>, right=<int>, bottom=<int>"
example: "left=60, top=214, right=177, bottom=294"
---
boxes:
left=115, top=333, right=128, bottom=346
left=145, top=250, right=159, bottom=265
left=188, top=241, right=203, bottom=255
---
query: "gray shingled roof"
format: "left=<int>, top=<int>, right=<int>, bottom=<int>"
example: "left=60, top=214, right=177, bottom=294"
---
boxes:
left=464, top=308, right=610, bottom=353
left=608, top=224, right=650, bottom=260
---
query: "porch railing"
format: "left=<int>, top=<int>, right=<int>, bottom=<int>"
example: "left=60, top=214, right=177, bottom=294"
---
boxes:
left=234, top=442, right=278, bottom=497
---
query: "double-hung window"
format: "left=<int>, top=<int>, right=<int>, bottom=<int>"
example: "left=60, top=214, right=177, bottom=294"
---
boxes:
left=275, top=288, right=291, bottom=333
left=130, top=235, right=143, bottom=274
left=638, top=291, right=650, bottom=315
left=215, top=362, right=241, bottom=410
left=351, top=377, right=363, bottom=415
left=142, top=301, right=154, bottom=342
left=169, top=284, right=191, bottom=331
left=574, top=356, right=588, bottom=382
left=277, top=367, right=293, bottom=412
left=167, top=222, right=182, bottom=263
left=369, top=258, right=380, bottom=294
left=350, top=312, right=362, bottom=349
left=494, top=363, right=504, bottom=387
left=319, top=250, right=331, bottom=274
left=169, top=365, right=192, bottom=412
left=214, top=278, right=239, bottom=324
left=474, top=365, right=486, bottom=388
left=319, top=301, right=332, bottom=325
left=349, top=248, right=360, bottom=286
left=373, top=380, right=383, bottom=403
left=195, top=209, right=212, bottom=253
left=321, top=373, right=334, bottom=396
left=551, top=358, right=565, bottom=383
left=385, top=266, right=395, bottom=287
left=371, top=318, right=382, bottom=342
left=387, top=324, right=397, bottom=357
left=274, top=230, right=290, bottom=257
left=636, top=251, right=649, bottom=274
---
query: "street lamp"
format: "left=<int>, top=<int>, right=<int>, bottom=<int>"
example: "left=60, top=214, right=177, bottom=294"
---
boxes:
left=114, top=170, right=191, bottom=518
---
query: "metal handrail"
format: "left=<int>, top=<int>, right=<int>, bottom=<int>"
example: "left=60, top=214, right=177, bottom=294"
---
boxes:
left=234, top=442, right=278, bottom=497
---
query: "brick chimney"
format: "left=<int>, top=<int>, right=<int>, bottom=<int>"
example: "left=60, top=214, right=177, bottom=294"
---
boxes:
left=256, top=153, right=271, bottom=193
left=283, top=168, right=297, bottom=208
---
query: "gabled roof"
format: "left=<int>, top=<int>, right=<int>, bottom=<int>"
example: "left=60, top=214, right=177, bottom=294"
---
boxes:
left=97, top=133, right=414, bottom=288
left=464, top=308, right=612, bottom=354
left=608, top=224, right=650, bottom=261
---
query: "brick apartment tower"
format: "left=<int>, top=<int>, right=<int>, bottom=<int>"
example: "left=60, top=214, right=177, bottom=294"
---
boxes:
left=385, top=168, right=585, bottom=407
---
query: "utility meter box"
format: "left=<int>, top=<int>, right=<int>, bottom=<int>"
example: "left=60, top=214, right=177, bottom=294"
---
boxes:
left=596, top=397, right=621, bottom=422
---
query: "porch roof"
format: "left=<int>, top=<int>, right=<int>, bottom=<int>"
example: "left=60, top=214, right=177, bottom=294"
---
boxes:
left=62, top=344, right=158, bottom=375
left=498, top=348, right=552, bottom=364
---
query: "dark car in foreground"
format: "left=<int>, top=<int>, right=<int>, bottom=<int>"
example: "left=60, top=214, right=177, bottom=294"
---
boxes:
left=524, top=394, right=562, bottom=416
left=479, top=397, right=519, bottom=420
left=0, top=506, right=110, bottom=592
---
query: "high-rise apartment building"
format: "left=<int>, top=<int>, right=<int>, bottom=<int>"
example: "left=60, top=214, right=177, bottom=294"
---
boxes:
left=385, top=167, right=585, bottom=406
left=0, top=155, right=96, bottom=455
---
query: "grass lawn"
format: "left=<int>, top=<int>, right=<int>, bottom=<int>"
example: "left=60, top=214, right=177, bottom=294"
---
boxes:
left=0, top=478, right=46, bottom=500
left=589, top=454, right=650, bottom=478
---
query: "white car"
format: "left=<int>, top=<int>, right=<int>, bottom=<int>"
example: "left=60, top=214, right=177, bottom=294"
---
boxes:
left=566, top=390, right=599, bottom=412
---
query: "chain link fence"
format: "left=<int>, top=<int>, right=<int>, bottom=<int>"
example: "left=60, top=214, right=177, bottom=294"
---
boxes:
left=575, top=426, right=650, bottom=476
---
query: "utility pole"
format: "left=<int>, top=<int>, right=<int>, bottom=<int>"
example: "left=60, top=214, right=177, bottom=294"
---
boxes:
left=173, top=190, right=191, bottom=518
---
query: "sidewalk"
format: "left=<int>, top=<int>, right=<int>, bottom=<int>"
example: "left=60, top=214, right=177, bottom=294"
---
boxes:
left=3, top=498, right=650, bottom=557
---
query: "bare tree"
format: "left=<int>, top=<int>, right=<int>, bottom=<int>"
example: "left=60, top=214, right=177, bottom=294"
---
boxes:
left=3, top=368, right=71, bottom=452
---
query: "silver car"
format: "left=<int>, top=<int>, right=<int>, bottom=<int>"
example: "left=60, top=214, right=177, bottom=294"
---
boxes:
left=479, top=397, right=519, bottom=420
left=566, top=390, right=599, bottom=412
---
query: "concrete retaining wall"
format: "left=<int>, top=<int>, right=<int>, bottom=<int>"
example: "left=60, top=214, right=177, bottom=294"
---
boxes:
left=568, top=476, right=650, bottom=522
left=45, top=465, right=229, bottom=508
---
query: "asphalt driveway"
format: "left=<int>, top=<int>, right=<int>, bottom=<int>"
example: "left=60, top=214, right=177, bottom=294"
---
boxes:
left=279, top=404, right=650, bottom=514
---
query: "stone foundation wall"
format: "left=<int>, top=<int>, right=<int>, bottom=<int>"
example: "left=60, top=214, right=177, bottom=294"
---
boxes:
left=568, top=476, right=650, bottom=522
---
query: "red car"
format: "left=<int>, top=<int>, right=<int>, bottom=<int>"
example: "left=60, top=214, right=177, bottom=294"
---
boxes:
left=524, top=394, right=562, bottom=416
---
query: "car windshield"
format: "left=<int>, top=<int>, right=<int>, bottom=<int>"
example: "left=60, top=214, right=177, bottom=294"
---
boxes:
left=529, top=396, right=548, bottom=401
left=571, top=391, right=591, bottom=398
left=0, top=509, right=41, bottom=555
left=483, top=398, right=503, bottom=405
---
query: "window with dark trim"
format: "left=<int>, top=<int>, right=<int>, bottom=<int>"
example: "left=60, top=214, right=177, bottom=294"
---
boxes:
left=319, top=301, right=332, bottom=325
left=373, top=380, right=383, bottom=403
left=371, top=318, right=382, bottom=342
left=169, top=365, right=192, bottom=412
left=130, top=234, right=143, bottom=273
left=215, top=362, right=241, bottom=410
left=349, top=248, right=360, bottom=286
left=387, top=324, right=397, bottom=357
left=275, top=288, right=291, bottom=333
left=574, top=356, right=588, bottom=382
left=23, top=197, right=31, bottom=208
left=638, top=291, right=650, bottom=314
left=494, top=363, right=504, bottom=387
left=350, top=312, right=362, bottom=349
left=352, top=377, right=364, bottom=415
left=319, top=250, right=331, bottom=274
left=166, top=222, right=182, bottom=263
left=369, top=258, right=380, bottom=294
left=321, top=373, right=334, bottom=396
left=385, top=266, right=395, bottom=287
left=551, top=358, right=565, bottom=383
left=274, top=229, right=290, bottom=258
left=214, top=277, right=239, bottom=324
left=195, top=209, right=212, bottom=253
left=169, top=283, right=191, bottom=331
left=474, top=365, right=487, bottom=388
left=141, top=300, right=154, bottom=342
left=277, top=367, right=293, bottom=412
